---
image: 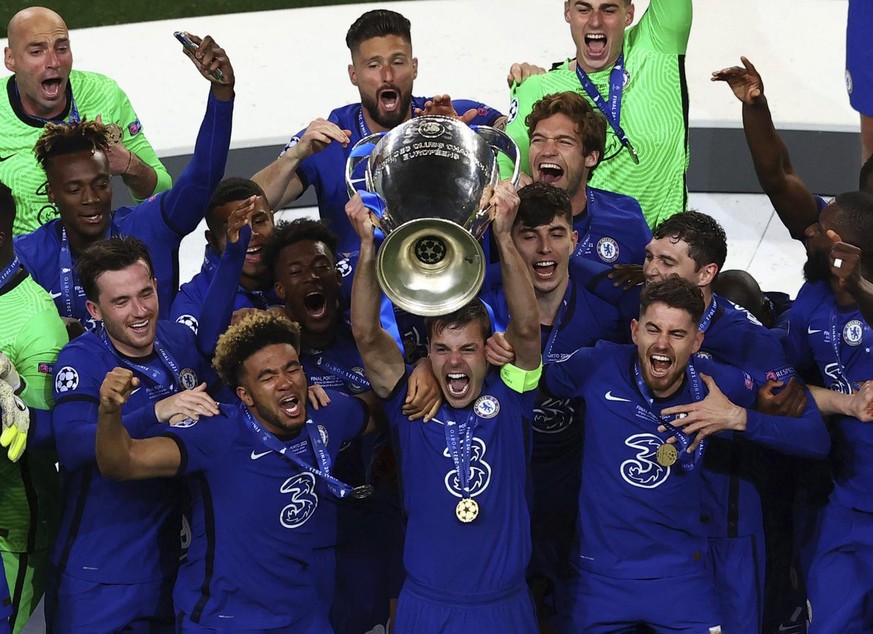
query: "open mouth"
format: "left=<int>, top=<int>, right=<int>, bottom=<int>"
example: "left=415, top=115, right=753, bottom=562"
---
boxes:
left=584, top=33, right=608, bottom=58
left=379, top=88, right=399, bottom=112
left=279, top=395, right=300, bottom=418
left=303, top=291, right=327, bottom=319
left=245, top=245, right=262, bottom=264
left=41, top=77, right=63, bottom=99
left=533, top=260, right=558, bottom=279
left=129, top=320, right=150, bottom=334
left=80, top=212, right=104, bottom=225
left=650, top=353, right=672, bottom=378
left=537, top=162, right=565, bottom=185
left=446, top=372, right=470, bottom=398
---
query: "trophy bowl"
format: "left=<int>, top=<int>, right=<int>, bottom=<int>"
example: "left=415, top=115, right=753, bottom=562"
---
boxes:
left=346, top=115, right=519, bottom=316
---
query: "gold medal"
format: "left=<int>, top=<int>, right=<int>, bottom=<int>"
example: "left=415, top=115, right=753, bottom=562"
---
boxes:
left=656, top=443, right=678, bottom=467
left=105, top=123, right=123, bottom=146
left=455, top=498, right=479, bottom=523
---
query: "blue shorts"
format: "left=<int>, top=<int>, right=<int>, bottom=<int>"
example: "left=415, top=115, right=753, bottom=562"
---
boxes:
left=393, top=578, right=537, bottom=634
left=708, top=534, right=764, bottom=634
left=847, top=0, right=873, bottom=115
left=45, top=571, right=174, bottom=633
left=556, top=568, right=721, bottom=633
left=807, top=502, right=873, bottom=632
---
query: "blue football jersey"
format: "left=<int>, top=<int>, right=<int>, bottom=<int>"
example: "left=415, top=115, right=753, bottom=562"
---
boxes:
left=165, top=396, right=367, bottom=629
left=381, top=369, right=535, bottom=597
left=50, top=321, right=212, bottom=584
left=572, top=187, right=652, bottom=266
left=786, top=281, right=873, bottom=511
left=16, top=93, right=232, bottom=328
left=541, top=342, right=788, bottom=579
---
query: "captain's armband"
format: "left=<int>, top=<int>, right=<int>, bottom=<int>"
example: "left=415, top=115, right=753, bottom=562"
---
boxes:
left=500, top=361, right=543, bottom=394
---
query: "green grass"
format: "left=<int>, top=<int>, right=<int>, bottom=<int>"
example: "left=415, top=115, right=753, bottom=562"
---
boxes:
left=1, top=1, right=406, bottom=38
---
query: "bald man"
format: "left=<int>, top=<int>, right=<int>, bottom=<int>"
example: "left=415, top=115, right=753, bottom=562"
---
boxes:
left=2, top=7, right=171, bottom=235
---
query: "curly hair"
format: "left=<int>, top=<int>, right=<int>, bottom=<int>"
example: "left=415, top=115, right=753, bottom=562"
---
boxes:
left=213, top=311, right=301, bottom=388
left=33, top=119, right=111, bottom=168
left=525, top=92, right=607, bottom=172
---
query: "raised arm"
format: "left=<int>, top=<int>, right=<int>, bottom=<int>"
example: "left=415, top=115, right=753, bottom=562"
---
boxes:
left=712, top=57, right=820, bottom=240
left=96, top=368, right=182, bottom=480
left=346, top=193, right=406, bottom=398
left=633, top=0, right=693, bottom=54
left=251, top=118, right=351, bottom=210
left=491, top=182, right=541, bottom=370
left=159, top=34, right=235, bottom=236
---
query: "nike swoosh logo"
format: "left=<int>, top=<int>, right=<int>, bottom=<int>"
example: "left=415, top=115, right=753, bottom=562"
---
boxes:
left=0, top=154, right=15, bottom=162
left=807, top=327, right=822, bottom=334
left=130, top=387, right=141, bottom=396
left=250, top=450, right=271, bottom=460
left=605, top=391, right=631, bottom=403
left=778, top=625, right=802, bottom=633
left=50, top=291, right=62, bottom=299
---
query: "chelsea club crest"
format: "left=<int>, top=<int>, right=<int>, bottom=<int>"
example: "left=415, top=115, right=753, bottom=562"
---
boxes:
left=180, top=368, right=199, bottom=390
left=473, top=395, right=500, bottom=419
left=843, top=320, right=865, bottom=346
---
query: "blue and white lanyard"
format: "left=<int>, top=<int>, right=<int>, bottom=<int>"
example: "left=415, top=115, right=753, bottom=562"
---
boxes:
left=240, top=404, right=355, bottom=499
left=575, top=54, right=639, bottom=164
left=633, top=359, right=706, bottom=472
left=97, top=326, right=182, bottom=398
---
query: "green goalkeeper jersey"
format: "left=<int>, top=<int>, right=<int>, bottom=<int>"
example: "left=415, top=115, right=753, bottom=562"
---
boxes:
left=502, top=0, right=692, bottom=229
left=0, top=69, right=172, bottom=236
left=0, top=265, right=67, bottom=553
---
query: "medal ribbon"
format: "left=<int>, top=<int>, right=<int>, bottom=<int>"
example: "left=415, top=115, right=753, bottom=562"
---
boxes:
left=571, top=189, right=597, bottom=258
left=633, top=358, right=706, bottom=472
left=543, top=282, right=574, bottom=362
left=575, top=54, right=639, bottom=164
left=441, top=408, right=479, bottom=498
left=697, top=295, right=719, bottom=334
left=0, top=255, right=21, bottom=291
left=97, top=326, right=182, bottom=398
left=829, top=309, right=861, bottom=394
left=59, top=225, right=116, bottom=319
left=239, top=403, right=355, bottom=499
left=14, top=82, right=80, bottom=125
left=313, top=354, right=371, bottom=390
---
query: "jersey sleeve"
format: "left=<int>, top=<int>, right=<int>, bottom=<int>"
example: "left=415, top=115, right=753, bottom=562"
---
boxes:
left=163, top=412, right=236, bottom=475
left=148, top=91, right=234, bottom=239
left=10, top=304, right=66, bottom=411
left=52, top=347, right=162, bottom=471
left=323, top=390, right=370, bottom=444
left=451, top=100, right=504, bottom=126
left=540, top=345, right=600, bottom=399
left=109, top=80, right=173, bottom=200
left=629, top=0, right=693, bottom=55
left=170, top=278, right=205, bottom=334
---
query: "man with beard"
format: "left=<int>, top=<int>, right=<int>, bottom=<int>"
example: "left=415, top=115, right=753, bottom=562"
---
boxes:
left=502, top=0, right=693, bottom=228
left=252, top=9, right=504, bottom=290
left=172, top=177, right=280, bottom=334
left=1, top=7, right=170, bottom=236
left=480, top=182, right=625, bottom=627
left=540, top=276, right=826, bottom=632
left=47, top=225, right=249, bottom=631
left=14, top=33, right=234, bottom=332
left=94, top=311, right=380, bottom=632
left=785, top=192, right=873, bottom=632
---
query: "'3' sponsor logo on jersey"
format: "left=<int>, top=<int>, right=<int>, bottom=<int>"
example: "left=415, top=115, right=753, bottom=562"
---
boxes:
left=443, top=438, right=492, bottom=499
left=279, top=472, right=318, bottom=529
left=620, top=433, right=671, bottom=489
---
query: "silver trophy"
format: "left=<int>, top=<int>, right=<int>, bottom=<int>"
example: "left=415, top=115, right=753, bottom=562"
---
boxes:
left=346, top=115, right=519, bottom=316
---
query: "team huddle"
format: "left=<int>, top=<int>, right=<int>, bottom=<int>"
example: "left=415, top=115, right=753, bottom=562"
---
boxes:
left=1, top=1, right=872, bottom=633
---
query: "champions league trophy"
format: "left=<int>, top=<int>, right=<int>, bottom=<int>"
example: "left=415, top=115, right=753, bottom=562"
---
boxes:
left=345, top=116, right=519, bottom=317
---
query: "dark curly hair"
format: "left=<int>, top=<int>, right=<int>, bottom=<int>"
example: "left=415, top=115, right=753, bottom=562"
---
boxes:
left=213, top=311, right=301, bottom=388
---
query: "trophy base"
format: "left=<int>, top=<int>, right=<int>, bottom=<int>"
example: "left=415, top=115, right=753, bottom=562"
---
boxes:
left=376, top=218, right=486, bottom=317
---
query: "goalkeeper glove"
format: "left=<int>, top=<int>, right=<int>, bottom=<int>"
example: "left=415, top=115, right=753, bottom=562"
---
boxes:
left=0, top=380, right=29, bottom=462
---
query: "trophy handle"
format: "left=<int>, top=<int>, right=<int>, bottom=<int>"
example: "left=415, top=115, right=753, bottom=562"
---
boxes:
left=345, top=132, right=386, bottom=199
left=467, top=125, right=521, bottom=237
